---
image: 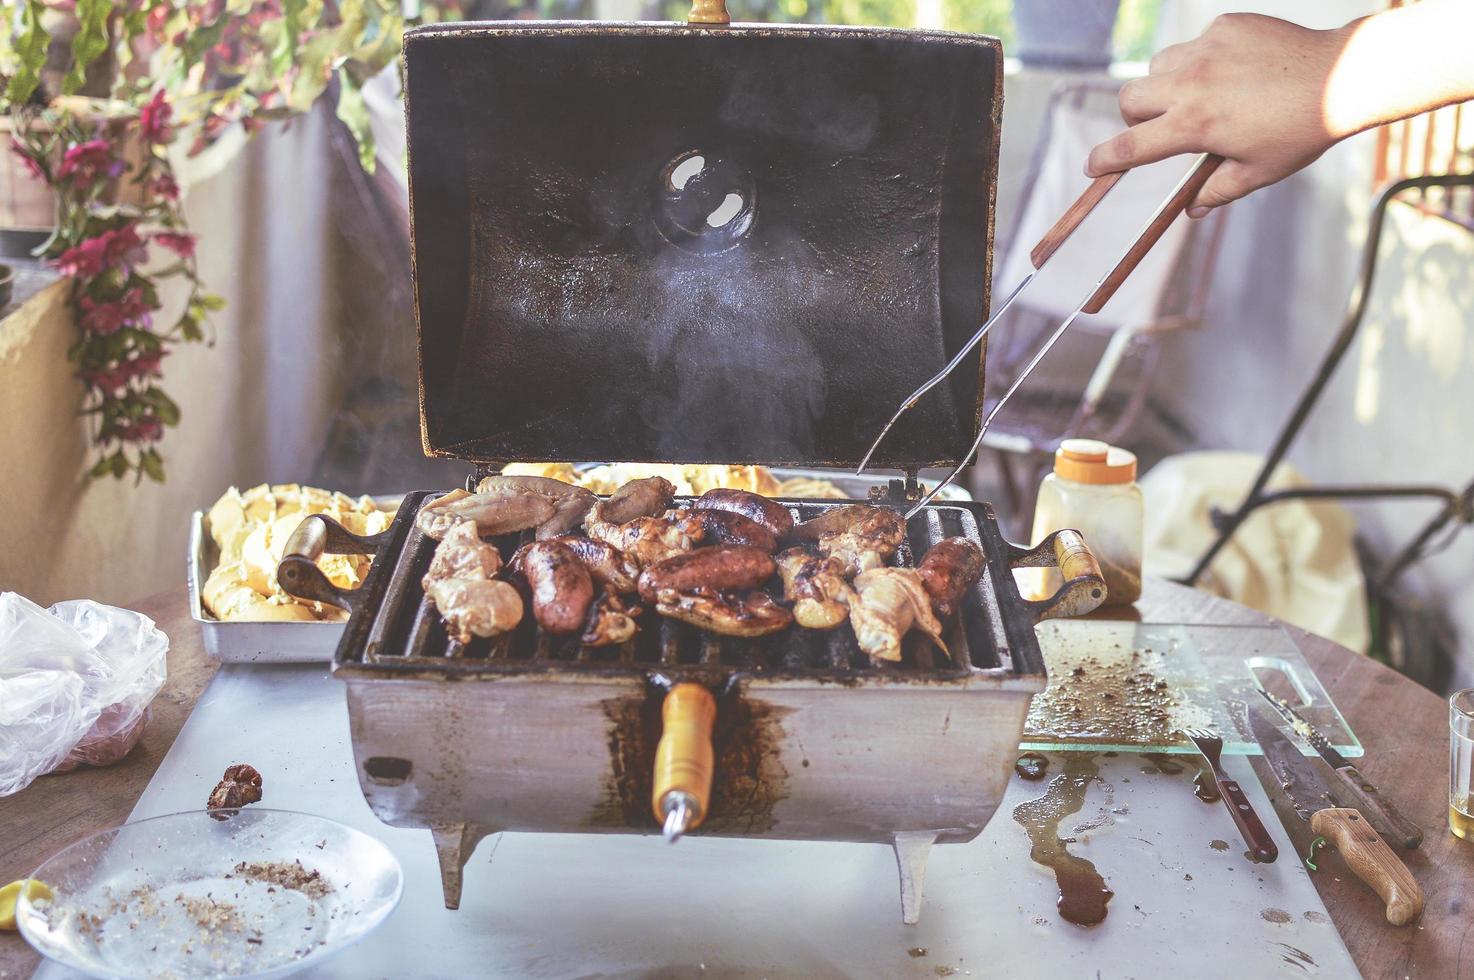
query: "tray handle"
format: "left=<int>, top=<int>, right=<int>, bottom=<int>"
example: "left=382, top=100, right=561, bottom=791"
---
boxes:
left=277, top=514, right=392, bottom=615
left=1007, top=529, right=1108, bottom=622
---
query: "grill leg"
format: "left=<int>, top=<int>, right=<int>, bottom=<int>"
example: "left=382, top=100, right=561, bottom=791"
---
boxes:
left=892, top=830, right=938, bottom=925
left=432, top=822, right=492, bottom=910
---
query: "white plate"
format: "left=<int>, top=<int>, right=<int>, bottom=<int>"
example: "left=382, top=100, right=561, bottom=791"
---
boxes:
left=18, top=809, right=402, bottom=979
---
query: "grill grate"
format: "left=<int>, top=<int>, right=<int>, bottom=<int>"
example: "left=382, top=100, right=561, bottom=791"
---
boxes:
left=357, top=497, right=1020, bottom=681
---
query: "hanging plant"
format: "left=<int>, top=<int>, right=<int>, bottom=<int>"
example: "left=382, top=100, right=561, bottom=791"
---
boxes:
left=2, top=0, right=412, bottom=482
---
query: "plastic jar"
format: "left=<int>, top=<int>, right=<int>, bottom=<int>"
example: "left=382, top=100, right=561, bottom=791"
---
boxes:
left=1026, top=439, right=1143, bottom=608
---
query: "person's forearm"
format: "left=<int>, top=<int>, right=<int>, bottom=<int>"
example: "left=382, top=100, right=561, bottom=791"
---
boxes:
left=1326, top=0, right=1474, bottom=139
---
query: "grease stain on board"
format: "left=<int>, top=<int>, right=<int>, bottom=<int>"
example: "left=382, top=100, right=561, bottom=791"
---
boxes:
left=1012, top=753, right=1114, bottom=926
left=1260, top=907, right=1292, bottom=924
left=1209, top=839, right=1230, bottom=852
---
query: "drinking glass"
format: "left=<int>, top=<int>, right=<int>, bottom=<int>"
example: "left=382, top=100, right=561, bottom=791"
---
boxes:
left=1449, top=689, right=1474, bottom=839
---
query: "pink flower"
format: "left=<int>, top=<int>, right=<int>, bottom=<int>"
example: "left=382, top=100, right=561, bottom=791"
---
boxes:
left=149, top=171, right=180, bottom=201
left=127, top=349, right=167, bottom=379
left=56, top=139, right=123, bottom=187
left=82, top=365, right=131, bottom=393
left=138, top=90, right=173, bottom=145
left=117, top=416, right=164, bottom=442
left=52, top=225, right=148, bottom=279
left=77, top=286, right=155, bottom=335
left=103, top=224, right=147, bottom=269
left=154, top=232, right=196, bottom=258
left=9, top=138, right=45, bottom=181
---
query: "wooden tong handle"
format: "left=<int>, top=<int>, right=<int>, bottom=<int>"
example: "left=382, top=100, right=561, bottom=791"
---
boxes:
left=651, top=683, right=718, bottom=828
left=1030, top=171, right=1127, bottom=268
left=1082, top=154, right=1223, bottom=314
left=1311, top=807, right=1424, bottom=926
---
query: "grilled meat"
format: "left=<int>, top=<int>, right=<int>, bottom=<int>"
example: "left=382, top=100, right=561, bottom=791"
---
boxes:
left=516, top=540, right=595, bottom=634
left=588, top=513, right=703, bottom=569
left=582, top=592, right=641, bottom=647
left=637, top=545, right=777, bottom=605
left=424, top=579, right=524, bottom=643
left=425, top=520, right=503, bottom=581
left=789, top=504, right=906, bottom=577
left=475, top=474, right=596, bottom=538
left=551, top=535, right=640, bottom=595
left=669, top=507, right=778, bottom=553
left=776, top=547, right=856, bottom=630
left=916, top=537, right=985, bottom=617
left=653, top=588, right=793, bottom=637
left=849, top=567, right=947, bottom=663
left=587, top=476, right=677, bottom=526
left=693, top=488, right=794, bottom=537
left=417, top=488, right=556, bottom=540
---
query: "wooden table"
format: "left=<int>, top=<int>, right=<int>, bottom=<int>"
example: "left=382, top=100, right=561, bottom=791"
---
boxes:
left=1, top=581, right=1468, bottom=979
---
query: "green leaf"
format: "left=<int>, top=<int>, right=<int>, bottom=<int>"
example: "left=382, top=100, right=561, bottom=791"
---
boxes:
left=89, top=455, right=113, bottom=479
left=4, top=0, right=49, bottom=107
left=333, top=66, right=376, bottom=174
left=140, top=449, right=165, bottom=483
left=109, top=451, right=128, bottom=479
left=64, top=0, right=113, bottom=96
left=200, top=293, right=227, bottom=311
left=145, top=388, right=182, bottom=426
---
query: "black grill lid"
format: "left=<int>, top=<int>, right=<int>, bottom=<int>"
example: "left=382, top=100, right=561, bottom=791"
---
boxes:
left=404, top=21, right=1001, bottom=470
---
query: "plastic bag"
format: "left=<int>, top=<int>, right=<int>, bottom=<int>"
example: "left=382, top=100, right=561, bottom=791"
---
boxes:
left=0, top=592, right=169, bottom=796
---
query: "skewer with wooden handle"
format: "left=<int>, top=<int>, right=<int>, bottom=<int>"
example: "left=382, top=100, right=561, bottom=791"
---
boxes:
left=1310, top=808, right=1424, bottom=925
left=652, top=683, right=718, bottom=842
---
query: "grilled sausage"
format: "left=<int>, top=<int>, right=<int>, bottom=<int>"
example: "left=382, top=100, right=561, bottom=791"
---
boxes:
left=551, top=535, right=640, bottom=595
left=519, top=540, right=595, bottom=634
left=693, top=488, right=794, bottom=537
left=653, top=588, right=793, bottom=637
left=916, top=537, right=985, bottom=617
left=588, top=476, right=677, bottom=526
left=670, top=507, right=778, bottom=553
left=637, top=545, right=776, bottom=605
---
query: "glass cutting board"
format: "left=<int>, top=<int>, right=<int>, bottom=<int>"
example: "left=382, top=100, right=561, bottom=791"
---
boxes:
left=1021, top=621, right=1362, bottom=757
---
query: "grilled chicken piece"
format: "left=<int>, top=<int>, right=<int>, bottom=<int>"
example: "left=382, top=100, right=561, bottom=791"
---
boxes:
left=582, top=592, right=641, bottom=647
left=789, top=504, right=906, bottom=577
left=916, top=537, right=985, bottom=617
left=417, top=489, right=557, bottom=540
left=551, top=535, right=640, bottom=595
left=776, top=547, right=856, bottom=630
left=849, top=567, right=948, bottom=663
left=510, top=540, right=595, bottom=634
left=668, top=507, right=777, bottom=553
left=637, top=545, right=777, bottom=605
left=588, top=476, right=677, bottom=526
left=422, top=522, right=523, bottom=643
left=476, top=474, right=597, bottom=538
left=588, top=513, right=703, bottom=569
left=424, top=579, right=524, bottom=644
left=693, top=488, right=794, bottom=538
left=653, top=588, right=793, bottom=637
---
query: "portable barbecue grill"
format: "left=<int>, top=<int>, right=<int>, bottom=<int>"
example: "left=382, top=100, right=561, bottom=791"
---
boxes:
left=278, top=3, right=1107, bottom=924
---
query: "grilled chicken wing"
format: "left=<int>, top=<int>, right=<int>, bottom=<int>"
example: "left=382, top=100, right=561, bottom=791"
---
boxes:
left=588, top=513, right=703, bottom=569
left=637, top=545, right=777, bottom=605
left=776, top=547, right=856, bottom=630
left=424, top=579, right=524, bottom=644
left=587, top=476, right=677, bottom=526
left=916, top=537, right=985, bottom=617
left=849, top=567, right=948, bottom=663
left=417, top=489, right=557, bottom=540
left=653, top=588, right=793, bottom=637
left=551, top=535, right=641, bottom=595
left=512, top=540, right=595, bottom=634
left=476, top=474, right=597, bottom=538
left=422, top=522, right=524, bottom=643
left=582, top=592, right=641, bottom=647
left=668, top=507, right=778, bottom=553
left=693, top=488, right=794, bottom=538
left=789, top=504, right=906, bottom=577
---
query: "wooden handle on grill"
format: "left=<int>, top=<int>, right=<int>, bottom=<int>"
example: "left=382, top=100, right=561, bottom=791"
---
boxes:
left=1082, top=153, right=1222, bottom=315
left=1030, top=171, right=1126, bottom=269
left=1311, top=807, right=1424, bottom=926
left=651, top=683, right=718, bottom=829
left=1053, top=529, right=1103, bottom=587
left=688, top=0, right=730, bottom=23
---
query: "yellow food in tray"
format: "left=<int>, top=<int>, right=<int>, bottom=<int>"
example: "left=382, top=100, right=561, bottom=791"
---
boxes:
left=202, top=484, right=396, bottom=623
left=501, top=462, right=845, bottom=499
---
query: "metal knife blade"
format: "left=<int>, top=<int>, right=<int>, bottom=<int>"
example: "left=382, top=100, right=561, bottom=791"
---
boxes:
left=1258, top=689, right=1423, bottom=848
left=1248, top=704, right=1343, bottom=823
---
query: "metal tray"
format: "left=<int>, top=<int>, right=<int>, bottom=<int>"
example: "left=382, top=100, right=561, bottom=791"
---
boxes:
left=189, top=471, right=969, bottom=664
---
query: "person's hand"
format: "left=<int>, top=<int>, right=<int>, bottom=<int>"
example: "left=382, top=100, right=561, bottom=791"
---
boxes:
left=1086, top=13, right=1350, bottom=217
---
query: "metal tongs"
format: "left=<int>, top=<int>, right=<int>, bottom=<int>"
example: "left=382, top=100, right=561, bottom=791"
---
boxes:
left=858, top=153, right=1224, bottom=517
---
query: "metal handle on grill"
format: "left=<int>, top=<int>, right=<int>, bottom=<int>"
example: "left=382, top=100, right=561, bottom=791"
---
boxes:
left=276, top=514, right=391, bottom=615
left=1008, top=529, right=1108, bottom=622
left=652, top=683, right=718, bottom=843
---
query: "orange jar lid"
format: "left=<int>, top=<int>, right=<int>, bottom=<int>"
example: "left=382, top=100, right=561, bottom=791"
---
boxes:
left=1053, top=438, right=1137, bottom=485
